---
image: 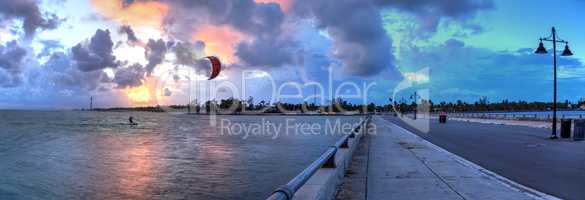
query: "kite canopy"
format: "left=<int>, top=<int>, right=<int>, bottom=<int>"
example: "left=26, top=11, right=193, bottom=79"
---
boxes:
left=206, top=56, right=221, bottom=80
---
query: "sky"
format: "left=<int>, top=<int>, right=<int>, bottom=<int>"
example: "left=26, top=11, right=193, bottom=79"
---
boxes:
left=0, top=0, right=584, bottom=109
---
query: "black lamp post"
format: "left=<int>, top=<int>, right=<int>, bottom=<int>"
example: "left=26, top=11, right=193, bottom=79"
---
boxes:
left=410, top=91, right=420, bottom=120
left=535, top=27, right=574, bottom=139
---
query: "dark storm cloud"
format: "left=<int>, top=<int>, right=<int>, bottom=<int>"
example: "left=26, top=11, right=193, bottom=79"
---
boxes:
left=113, top=63, right=145, bottom=88
left=290, top=0, right=492, bottom=76
left=215, top=0, right=284, bottom=36
left=293, top=0, right=397, bottom=76
left=42, top=51, right=108, bottom=91
left=0, top=0, right=61, bottom=38
left=118, top=25, right=139, bottom=43
left=145, top=39, right=168, bottom=74
left=236, top=36, right=296, bottom=67
left=172, top=41, right=201, bottom=67
left=0, top=40, right=27, bottom=87
left=72, top=29, right=119, bottom=72
left=0, top=40, right=27, bottom=74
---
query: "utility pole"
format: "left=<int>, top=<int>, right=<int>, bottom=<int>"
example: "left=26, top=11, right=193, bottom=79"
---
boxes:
left=410, top=91, right=419, bottom=120
left=188, top=69, right=191, bottom=114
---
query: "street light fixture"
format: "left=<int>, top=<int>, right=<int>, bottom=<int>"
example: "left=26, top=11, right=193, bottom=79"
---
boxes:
left=562, top=44, right=574, bottom=56
left=410, top=91, right=421, bottom=120
left=535, top=27, right=574, bottom=139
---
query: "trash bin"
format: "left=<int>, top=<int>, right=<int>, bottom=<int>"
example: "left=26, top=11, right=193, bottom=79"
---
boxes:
left=573, top=119, right=585, bottom=141
left=439, top=114, right=447, bottom=124
left=560, top=119, right=572, bottom=138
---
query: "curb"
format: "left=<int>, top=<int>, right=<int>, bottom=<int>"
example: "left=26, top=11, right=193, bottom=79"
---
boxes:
left=377, top=116, right=561, bottom=200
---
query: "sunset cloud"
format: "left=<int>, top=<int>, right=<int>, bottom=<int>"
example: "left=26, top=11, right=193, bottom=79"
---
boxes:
left=5, top=0, right=585, bottom=109
left=255, top=0, right=293, bottom=12
left=90, top=0, right=169, bottom=28
left=192, top=25, right=247, bottom=64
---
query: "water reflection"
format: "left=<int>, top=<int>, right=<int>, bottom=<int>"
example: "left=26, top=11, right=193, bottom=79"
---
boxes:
left=0, top=111, right=358, bottom=200
left=114, top=139, right=160, bottom=199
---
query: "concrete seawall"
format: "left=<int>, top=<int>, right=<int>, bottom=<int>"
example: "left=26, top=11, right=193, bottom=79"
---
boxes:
left=291, top=119, right=371, bottom=200
left=335, top=116, right=560, bottom=200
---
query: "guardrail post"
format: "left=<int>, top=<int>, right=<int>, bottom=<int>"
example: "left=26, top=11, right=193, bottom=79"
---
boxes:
left=270, top=186, right=294, bottom=200
left=340, top=137, right=349, bottom=148
left=350, top=126, right=359, bottom=138
left=322, top=147, right=337, bottom=168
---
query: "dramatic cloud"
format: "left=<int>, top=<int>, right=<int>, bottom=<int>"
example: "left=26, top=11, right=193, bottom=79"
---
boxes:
left=172, top=41, right=204, bottom=67
left=255, top=0, right=293, bottom=12
left=108, top=0, right=491, bottom=77
left=113, top=63, right=145, bottom=88
left=0, top=0, right=61, bottom=38
left=37, top=40, right=63, bottom=58
left=191, top=25, right=246, bottom=64
left=0, top=40, right=27, bottom=74
left=151, top=0, right=298, bottom=67
left=42, top=52, right=108, bottom=91
left=236, top=36, right=296, bottom=67
left=0, top=40, right=27, bottom=87
left=145, top=38, right=168, bottom=74
left=293, top=0, right=397, bottom=76
left=118, top=25, right=139, bottom=43
left=90, top=0, right=169, bottom=28
left=72, top=29, right=119, bottom=72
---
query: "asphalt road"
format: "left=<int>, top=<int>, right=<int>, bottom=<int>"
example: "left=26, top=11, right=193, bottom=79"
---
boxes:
left=381, top=116, right=585, bottom=200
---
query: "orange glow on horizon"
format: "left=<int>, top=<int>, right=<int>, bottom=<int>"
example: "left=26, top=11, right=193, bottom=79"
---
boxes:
left=126, top=85, right=152, bottom=104
left=90, top=0, right=169, bottom=28
left=124, top=77, right=164, bottom=106
left=193, top=25, right=247, bottom=64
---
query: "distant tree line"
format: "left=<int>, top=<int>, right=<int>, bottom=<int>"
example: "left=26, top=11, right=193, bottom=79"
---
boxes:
left=92, top=106, right=165, bottom=112
left=91, top=96, right=584, bottom=114
left=396, top=97, right=579, bottom=113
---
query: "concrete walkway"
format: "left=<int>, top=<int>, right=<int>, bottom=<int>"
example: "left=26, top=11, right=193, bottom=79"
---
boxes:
left=337, top=116, right=559, bottom=200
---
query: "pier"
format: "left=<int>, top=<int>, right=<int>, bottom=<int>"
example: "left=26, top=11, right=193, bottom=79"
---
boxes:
left=267, top=116, right=573, bottom=200
left=336, top=116, right=558, bottom=200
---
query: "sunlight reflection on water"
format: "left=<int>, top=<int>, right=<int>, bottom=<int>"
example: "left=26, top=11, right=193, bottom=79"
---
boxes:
left=0, top=111, right=360, bottom=200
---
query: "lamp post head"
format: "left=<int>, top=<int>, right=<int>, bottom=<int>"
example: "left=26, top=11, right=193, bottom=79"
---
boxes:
left=535, top=40, right=548, bottom=54
left=562, top=44, right=573, bottom=56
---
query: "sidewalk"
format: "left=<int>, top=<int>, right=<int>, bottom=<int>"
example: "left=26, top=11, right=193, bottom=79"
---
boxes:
left=337, top=116, right=559, bottom=200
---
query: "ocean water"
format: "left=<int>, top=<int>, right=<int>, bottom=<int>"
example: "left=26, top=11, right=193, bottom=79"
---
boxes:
left=0, top=111, right=361, bottom=200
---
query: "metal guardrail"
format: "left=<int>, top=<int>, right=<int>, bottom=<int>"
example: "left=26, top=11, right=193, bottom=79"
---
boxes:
left=266, top=115, right=371, bottom=200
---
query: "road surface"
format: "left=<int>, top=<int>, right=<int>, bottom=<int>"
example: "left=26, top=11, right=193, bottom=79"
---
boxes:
left=382, top=116, right=585, bottom=200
